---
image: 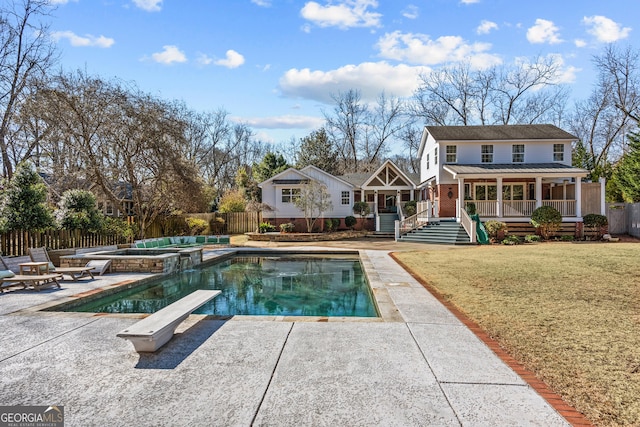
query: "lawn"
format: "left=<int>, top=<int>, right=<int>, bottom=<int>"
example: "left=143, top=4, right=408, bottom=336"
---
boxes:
left=394, top=243, right=640, bottom=427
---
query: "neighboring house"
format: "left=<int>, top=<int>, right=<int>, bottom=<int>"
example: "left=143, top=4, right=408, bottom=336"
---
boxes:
left=417, top=124, right=597, bottom=223
left=259, top=161, right=419, bottom=233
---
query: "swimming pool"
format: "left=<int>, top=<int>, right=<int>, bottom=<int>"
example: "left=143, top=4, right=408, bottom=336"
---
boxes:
left=56, top=253, right=378, bottom=318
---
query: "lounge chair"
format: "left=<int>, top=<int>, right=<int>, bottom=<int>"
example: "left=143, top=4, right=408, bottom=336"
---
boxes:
left=28, top=247, right=96, bottom=281
left=0, top=256, right=62, bottom=292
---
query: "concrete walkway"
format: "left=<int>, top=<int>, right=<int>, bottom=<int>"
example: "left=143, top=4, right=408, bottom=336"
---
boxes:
left=0, top=242, right=570, bottom=426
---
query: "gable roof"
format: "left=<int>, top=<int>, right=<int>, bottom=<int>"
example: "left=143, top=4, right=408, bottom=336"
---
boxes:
left=425, top=124, right=578, bottom=142
left=338, top=160, right=418, bottom=188
left=299, top=165, right=354, bottom=187
left=257, top=167, right=314, bottom=187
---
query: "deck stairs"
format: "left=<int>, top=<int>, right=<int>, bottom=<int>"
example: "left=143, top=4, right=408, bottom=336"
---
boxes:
left=369, top=213, right=398, bottom=238
left=399, top=219, right=473, bottom=245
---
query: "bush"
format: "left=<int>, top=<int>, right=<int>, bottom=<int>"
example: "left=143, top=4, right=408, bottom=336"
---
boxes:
left=465, top=202, right=477, bottom=215
left=583, top=213, right=608, bottom=239
left=259, top=222, right=276, bottom=233
left=185, top=217, right=207, bottom=235
left=524, top=234, right=541, bottom=243
left=324, top=218, right=340, bottom=232
left=218, top=189, right=246, bottom=213
left=561, top=235, right=575, bottom=241
left=404, top=200, right=417, bottom=216
left=484, top=220, right=508, bottom=241
left=531, top=206, right=562, bottom=240
left=102, top=217, right=136, bottom=242
left=279, top=222, right=295, bottom=233
left=209, top=217, right=225, bottom=234
left=501, top=235, right=521, bottom=245
left=345, top=216, right=357, bottom=229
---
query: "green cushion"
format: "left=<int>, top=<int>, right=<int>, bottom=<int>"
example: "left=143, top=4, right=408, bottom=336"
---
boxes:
left=146, top=240, right=158, bottom=248
left=135, top=242, right=145, bottom=248
left=218, top=236, right=230, bottom=244
left=206, top=236, right=218, bottom=243
left=39, top=262, right=55, bottom=272
left=0, top=269, right=15, bottom=279
left=161, top=237, right=172, bottom=246
left=195, top=236, right=205, bottom=244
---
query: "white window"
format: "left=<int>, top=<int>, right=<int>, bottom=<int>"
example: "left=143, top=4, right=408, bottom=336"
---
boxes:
left=426, top=153, right=430, bottom=169
left=434, top=147, right=438, bottom=165
left=512, top=144, right=524, bottom=163
left=341, top=191, right=350, bottom=205
left=553, top=144, right=564, bottom=161
left=481, top=145, right=493, bottom=163
left=105, top=202, right=113, bottom=215
left=281, top=188, right=301, bottom=203
left=474, top=184, right=498, bottom=200
left=446, top=145, right=457, bottom=163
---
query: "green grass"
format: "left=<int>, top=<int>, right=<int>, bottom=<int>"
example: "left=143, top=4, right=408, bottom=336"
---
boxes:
left=394, top=243, right=640, bottom=427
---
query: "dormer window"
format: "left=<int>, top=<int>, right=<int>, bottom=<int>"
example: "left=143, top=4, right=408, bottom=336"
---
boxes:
left=481, top=145, right=493, bottom=163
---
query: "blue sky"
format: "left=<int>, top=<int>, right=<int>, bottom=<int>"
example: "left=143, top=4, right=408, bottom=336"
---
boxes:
left=49, top=0, right=638, bottom=145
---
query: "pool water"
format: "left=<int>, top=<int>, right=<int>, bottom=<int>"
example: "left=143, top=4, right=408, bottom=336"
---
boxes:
left=66, top=254, right=378, bottom=317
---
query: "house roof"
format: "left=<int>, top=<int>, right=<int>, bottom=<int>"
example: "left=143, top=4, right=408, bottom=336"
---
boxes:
left=443, top=163, right=589, bottom=179
left=425, top=124, right=578, bottom=142
left=338, top=160, right=419, bottom=187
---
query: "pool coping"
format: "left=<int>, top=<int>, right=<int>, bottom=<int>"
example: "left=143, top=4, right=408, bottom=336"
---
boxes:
left=14, top=248, right=401, bottom=323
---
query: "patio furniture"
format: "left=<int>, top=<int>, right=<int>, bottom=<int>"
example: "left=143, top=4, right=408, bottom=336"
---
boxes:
left=117, top=289, right=221, bottom=352
left=29, top=247, right=97, bottom=281
left=0, top=256, right=62, bottom=292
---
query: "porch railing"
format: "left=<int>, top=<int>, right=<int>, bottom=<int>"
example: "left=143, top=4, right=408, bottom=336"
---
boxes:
left=466, top=200, right=576, bottom=217
left=542, top=200, right=576, bottom=216
left=417, top=200, right=439, bottom=219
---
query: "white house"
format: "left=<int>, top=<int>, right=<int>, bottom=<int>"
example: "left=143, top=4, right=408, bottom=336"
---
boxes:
left=417, top=124, right=595, bottom=223
left=258, top=161, right=419, bottom=233
left=259, top=165, right=355, bottom=231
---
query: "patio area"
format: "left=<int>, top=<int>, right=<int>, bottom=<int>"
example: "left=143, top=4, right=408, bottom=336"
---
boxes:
left=0, top=243, right=571, bottom=426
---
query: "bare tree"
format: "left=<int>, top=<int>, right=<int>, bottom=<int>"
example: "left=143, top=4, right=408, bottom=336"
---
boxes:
left=0, top=0, right=57, bottom=179
left=324, top=89, right=367, bottom=173
left=362, top=92, right=406, bottom=171
left=411, top=56, right=567, bottom=126
left=293, top=180, right=333, bottom=233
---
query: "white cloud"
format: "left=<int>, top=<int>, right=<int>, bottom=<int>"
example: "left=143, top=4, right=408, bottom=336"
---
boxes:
left=251, top=0, right=272, bottom=6
left=133, top=0, right=162, bottom=12
left=196, top=53, right=213, bottom=65
left=233, top=115, right=325, bottom=129
left=214, top=50, right=245, bottom=69
left=402, top=5, right=419, bottom=20
left=151, top=45, right=187, bottom=64
left=51, top=31, right=114, bottom=48
left=545, top=54, right=579, bottom=84
left=376, top=31, right=501, bottom=68
left=460, top=0, right=480, bottom=4
left=477, top=20, right=498, bottom=35
left=300, top=0, right=382, bottom=29
left=527, top=19, right=562, bottom=44
left=278, top=61, right=430, bottom=104
left=583, top=15, right=631, bottom=43
left=49, top=0, right=77, bottom=4
left=574, top=39, right=587, bottom=48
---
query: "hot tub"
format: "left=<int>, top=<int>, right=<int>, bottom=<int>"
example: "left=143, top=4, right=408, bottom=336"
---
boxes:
left=60, top=247, right=203, bottom=274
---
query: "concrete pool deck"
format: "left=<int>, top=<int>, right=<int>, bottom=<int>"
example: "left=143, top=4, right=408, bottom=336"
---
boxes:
left=0, top=241, right=575, bottom=426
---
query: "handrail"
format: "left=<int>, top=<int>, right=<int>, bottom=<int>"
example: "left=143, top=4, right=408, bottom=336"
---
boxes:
left=397, top=202, right=406, bottom=222
left=395, top=208, right=430, bottom=240
left=460, top=209, right=477, bottom=244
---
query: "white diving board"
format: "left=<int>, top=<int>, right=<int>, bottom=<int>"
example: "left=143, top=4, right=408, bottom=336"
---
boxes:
left=117, top=289, right=221, bottom=352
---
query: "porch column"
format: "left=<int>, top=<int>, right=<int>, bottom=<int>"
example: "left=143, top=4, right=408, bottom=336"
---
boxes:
left=563, top=181, right=567, bottom=200
left=360, top=189, right=365, bottom=202
left=575, top=176, right=582, bottom=218
left=457, top=178, right=464, bottom=219
left=410, top=189, right=414, bottom=201
left=496, top=177, right=503, bottom=218
left=599, top=177, right=606, bottom=216
left=535, top=177, right=542, bottom=209
left=374, top=190, right=378, bottom=213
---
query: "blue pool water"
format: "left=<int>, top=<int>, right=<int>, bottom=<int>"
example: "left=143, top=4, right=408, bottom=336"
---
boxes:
left=64, top=254, right=378, bottom=317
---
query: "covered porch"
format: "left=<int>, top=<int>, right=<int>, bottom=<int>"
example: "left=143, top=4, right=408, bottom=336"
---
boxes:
left=423, top=164, right=591, bottom=222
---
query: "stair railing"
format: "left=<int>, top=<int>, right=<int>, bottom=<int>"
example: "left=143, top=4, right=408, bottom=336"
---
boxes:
left=459, top=208, right=477, bottom=244
left=395, top=208, right=430, bottom=241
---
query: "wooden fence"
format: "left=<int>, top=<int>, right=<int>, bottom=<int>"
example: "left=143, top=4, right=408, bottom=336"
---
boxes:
left=0, top=229, right=129, bottom=258
left=607, top=203, right=640, bottom=237
left=144, top=212, right=262, bottom=238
